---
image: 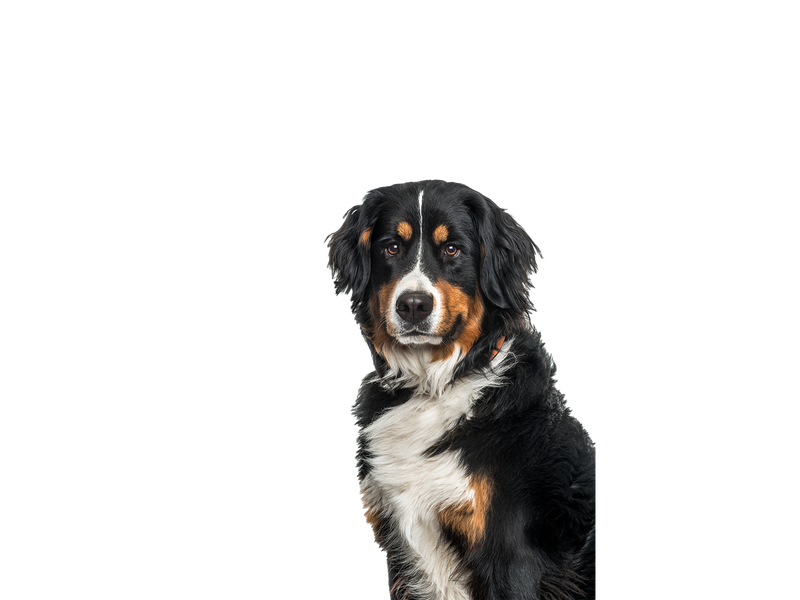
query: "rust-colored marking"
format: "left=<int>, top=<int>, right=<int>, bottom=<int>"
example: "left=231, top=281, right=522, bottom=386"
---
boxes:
left=438, top=474, right=493, bottom=548
left=431, top=280, right=484, bottom=358
left=433, top=224, right=449, bottom=245
left=363, top=504, right=382, bottom=542
left=367, top=284, right=398, bottom=356
left=364, top=505, right=380, bottom=532
left=359, top=227, right=372, bottom=247
left=490, top=335, right=505, bottom=360
left=397, top=221, right=413, bottom=241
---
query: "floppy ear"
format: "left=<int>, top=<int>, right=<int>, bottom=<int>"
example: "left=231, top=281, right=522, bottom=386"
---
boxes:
left=327, top=193, right=381, bottom=311
left=469, top=193, right=541, bottom=316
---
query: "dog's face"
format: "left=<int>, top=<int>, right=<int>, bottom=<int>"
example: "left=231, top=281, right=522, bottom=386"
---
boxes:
left=368, top=187, right=483, bottom=353
left=329, top=180, right=539, bottom=366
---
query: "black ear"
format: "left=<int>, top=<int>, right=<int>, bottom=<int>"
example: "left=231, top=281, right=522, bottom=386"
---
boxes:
left=469, top=193, right=541, bottom=316
left=326, top=193, right=381, bottom=310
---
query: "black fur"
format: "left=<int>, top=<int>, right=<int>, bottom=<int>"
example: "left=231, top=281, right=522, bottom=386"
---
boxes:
left=328, top=180, right=595, bottom=600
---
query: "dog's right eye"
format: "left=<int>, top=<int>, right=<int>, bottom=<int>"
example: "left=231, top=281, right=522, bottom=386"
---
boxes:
left=385, top=243, right=400, bottom=256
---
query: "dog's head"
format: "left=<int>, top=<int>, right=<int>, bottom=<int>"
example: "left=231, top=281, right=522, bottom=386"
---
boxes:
left=328, top=180, right=540, bottom=376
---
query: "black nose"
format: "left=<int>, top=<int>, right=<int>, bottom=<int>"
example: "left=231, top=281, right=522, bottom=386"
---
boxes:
left=396, top=292, right=433, bottom=324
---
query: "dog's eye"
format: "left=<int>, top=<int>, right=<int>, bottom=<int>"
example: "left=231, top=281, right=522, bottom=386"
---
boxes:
left=385, top=243, right=400, bottom=256
left=444, top=244, right=460, bottom=257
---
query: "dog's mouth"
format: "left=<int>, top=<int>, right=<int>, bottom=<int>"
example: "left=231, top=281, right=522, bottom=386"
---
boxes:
left=395, top=327, right=443, bottom=345
left=403, top=325, right=427, bottom=335
left=397, top=322, right=429, bottom=336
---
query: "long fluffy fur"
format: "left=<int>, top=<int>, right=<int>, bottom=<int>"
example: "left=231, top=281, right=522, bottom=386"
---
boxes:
left=328, top=180, right=595, bottom=600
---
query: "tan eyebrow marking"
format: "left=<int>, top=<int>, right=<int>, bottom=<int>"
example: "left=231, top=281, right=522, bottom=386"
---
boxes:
left=397, top=221, right=413, bottom=241
left=433, top=224, right=449, bottom=245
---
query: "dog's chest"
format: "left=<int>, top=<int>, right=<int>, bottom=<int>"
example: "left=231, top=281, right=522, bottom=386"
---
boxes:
left=362, top=381, right=480, bottom=600
left=365, top=385, right=474, bottom=509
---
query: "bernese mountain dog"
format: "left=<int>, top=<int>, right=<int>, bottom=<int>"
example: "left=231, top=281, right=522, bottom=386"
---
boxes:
left=327, top=180, right=595, bottom=600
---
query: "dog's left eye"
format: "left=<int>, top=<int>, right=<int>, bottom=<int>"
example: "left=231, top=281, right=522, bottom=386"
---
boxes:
left=444, top=244, right=460, bottom=257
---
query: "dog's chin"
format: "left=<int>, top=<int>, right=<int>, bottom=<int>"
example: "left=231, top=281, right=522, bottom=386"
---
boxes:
left=395, top=333, right=444, bottom=346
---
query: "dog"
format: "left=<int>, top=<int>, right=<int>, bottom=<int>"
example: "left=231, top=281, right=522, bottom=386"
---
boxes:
left=327, top=180, right=595, bottom=600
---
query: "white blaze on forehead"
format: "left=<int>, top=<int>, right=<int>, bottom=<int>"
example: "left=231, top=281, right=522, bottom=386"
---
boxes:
left=404, top=188, right=431, bottom=291
left=417, top=189, right=425, bottom=263
left=410, top=190, right=438, bottom=294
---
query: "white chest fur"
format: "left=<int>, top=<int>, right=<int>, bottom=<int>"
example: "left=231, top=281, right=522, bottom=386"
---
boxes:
left=361, top=374, right=493, bottom=600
